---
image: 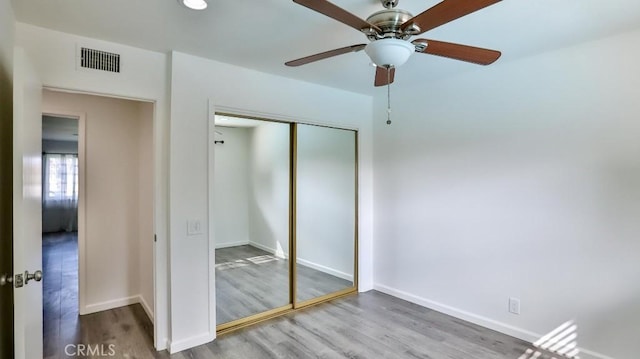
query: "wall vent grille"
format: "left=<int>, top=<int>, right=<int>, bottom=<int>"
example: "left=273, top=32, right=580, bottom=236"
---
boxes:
left=80, top=47, right=121, bottom=73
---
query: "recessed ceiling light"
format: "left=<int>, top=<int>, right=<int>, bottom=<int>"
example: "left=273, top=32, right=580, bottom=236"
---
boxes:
left=180, top=0, right=207, bottom=10
left=218, top=117, right=229, bottom=121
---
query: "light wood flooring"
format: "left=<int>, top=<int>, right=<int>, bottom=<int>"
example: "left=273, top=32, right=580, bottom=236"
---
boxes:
left=43, top=233, right=546, bottom=359
left=216, top=245, right=352, bottom=324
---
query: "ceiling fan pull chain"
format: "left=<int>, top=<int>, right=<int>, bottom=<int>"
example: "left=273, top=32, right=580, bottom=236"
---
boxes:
left=386, top=66, right=392, bottom=125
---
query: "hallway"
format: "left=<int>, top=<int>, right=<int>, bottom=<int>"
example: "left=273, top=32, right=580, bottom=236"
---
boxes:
left=42, top=232, right=156, bottom=358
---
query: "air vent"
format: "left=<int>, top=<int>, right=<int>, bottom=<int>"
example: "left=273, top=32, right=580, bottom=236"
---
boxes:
left=80, top=47, right=120, bottom=73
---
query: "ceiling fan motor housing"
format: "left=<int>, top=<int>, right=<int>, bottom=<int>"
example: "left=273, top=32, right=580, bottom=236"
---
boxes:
left=365, top=9, right=420, bottom=40
left=381, top=0, right=399, bottom=9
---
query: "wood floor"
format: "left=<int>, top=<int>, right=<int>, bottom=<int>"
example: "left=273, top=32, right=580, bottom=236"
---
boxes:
left=44, top=234, right=544, bottom=359
left=176, top=291, right=545, bottom=359
left=43, top=232, right=157, bottom=359
left=43, top=232, right=80, bottom=359
left=216, top=245, right=352, bottom=324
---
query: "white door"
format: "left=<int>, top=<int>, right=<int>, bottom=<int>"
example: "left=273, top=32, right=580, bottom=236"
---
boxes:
left=13, top=47, right=43, bottom=359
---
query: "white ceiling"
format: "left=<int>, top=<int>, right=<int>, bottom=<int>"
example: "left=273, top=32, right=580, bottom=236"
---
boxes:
left=12, top=0, right=640, bottom=95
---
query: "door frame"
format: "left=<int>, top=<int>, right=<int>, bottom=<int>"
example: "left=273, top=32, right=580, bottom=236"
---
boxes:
left=42, top=87, right=161, bottom=347
left=40, top=109, right=87, bottom=313
left=210, top=103, right=360, bottom=335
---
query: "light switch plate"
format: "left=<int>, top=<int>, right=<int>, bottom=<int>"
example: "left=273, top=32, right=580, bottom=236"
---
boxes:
left=187, top=220, right=203, bottom=236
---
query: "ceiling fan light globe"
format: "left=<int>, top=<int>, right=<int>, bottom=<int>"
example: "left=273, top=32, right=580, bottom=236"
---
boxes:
left=365, top=39, right=414, bottom=68
left=181, top=0, right=208, bottom=10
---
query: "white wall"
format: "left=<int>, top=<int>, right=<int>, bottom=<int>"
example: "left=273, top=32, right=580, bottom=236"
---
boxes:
left=219, top=121, right=356, bottom=280
left=42, top=139, right=77, bottom=154
left=17, top=20, right=375, bottom=353
left=247, top=122, right=290, bottom=257
left=213, top=126, right=252, bottom=248
left=297, top=125, right=356, bottom=281
left=42, top=91, right=153, bottom=319
left=16, top=23, right=170, bottom=349
left=373, top=28, right=640, bottom=359
left=170, top=50, right=373, bottom=352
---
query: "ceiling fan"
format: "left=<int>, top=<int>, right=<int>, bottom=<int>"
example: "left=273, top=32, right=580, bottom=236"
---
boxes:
left=285, top=0, right=503, bottom=87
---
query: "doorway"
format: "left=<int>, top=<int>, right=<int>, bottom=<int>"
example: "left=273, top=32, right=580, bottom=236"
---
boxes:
left=41, top=114, right=80, bottom=357
left=41, top=89, right=156, bottom=357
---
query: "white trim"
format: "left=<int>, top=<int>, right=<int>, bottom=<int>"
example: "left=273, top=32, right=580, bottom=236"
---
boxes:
left=42, top=86, right=167, bottom=351
left=214, top=105, right=359, bottom=132
left=248, top=241, right=288, bottom=259
left=42, top=86, right=157, bottom=103
left=215, top=240, right=250, bottom=249
left=247, top=242, right=352, bottom=281
left=373, top=283, right=614, bottom=359
left=297, top=258, right=353, bottom=282
left=82, top=294, right=154, bottom=319
left=82, top=295, right=140, bottom=315
left=207, top=99, right=218, bottom=342
left=138, top=295, right=154, bottom=324
left=168, top=331, right=215, bottom=354
left=579, top=349, right=616, bottom=359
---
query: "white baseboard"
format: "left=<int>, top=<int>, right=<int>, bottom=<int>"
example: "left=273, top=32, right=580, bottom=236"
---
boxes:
left=215, top=240, right=249, bottom=249
left=249, top=241, right=288, bottom=259
left=82, top=295, right=140, bottom=315
left=578, top=349, right=616, bottom=359
left=247, top=242, right=353, bottom=281
left=373, top=283, right=614, bottom=359
left=297, top=258, right=353, bottom=282
left=138, top=294, right=154, bottom=324
left=168, top=331, right=215, bottom=354
left=82, top=294, right=154, bottom=325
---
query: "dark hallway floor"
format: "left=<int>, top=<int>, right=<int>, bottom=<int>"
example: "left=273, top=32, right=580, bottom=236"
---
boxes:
left=43, top=231, right=79, bottom=358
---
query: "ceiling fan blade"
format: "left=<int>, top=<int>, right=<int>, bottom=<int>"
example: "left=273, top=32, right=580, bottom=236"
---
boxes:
left=285, top=44, right=367, bottom=67
left=374, top=66, right=395, bottom=87
left=293, top=0, right=381, bottom=33
left=401, top=0, right=501, bottom=34
left=413, top=39, right=501, bottom=65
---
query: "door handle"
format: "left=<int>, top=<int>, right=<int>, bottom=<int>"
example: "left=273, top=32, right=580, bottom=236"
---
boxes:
left=0, top=273, right=13, bottom=287
left=25, top=270, right=43, bottom=285
left=0, top=270, right=42, bottom=288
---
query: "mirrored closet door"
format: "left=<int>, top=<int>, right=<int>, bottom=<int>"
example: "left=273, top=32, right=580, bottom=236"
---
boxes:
left=295, top=124, right=357, bottom=304
left=213, top=114, right=358, bottom=332
left=213, top=116, right=291, bottom=327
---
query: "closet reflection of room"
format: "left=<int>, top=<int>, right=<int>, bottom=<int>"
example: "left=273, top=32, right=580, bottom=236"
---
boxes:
left=214, top=116, right=290, bottom=326
left=213, top=114, right=357, bottom=331
left=295, top=124, right=356, bottom=304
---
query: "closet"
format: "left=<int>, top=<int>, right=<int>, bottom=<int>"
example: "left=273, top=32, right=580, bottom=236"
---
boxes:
left=213, top=114, right=357, bottom=332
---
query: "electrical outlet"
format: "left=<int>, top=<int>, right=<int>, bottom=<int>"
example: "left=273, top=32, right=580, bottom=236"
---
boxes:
left=509, top=297, right=521, bottom=315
